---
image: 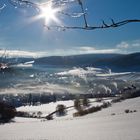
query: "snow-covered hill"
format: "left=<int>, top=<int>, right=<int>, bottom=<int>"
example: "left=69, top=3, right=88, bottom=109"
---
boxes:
left=16, top=99, right=104, bottom=120
left=0, top=97, right=140, bottom=140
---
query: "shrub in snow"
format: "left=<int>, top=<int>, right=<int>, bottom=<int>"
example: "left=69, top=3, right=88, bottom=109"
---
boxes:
left=120, top=90, right=140, bottom=100
left=73, top=112, right=80, bottom=117
left=111, top=113, right=116, bottom=116
left=30, top=112, right=38, bottom=118
left=73, top=101, right=112, bottom=117
left=89, top=106, right=102, bottom=113
left=16, top=111, right=30, bottom=118
left=82, top=97, right=90, bottom=107
left=0, top=102, right=16, bottom=123
left=74, top=98, right=81, bottom=111
left=56, top=104, right=67, bottom=116
left=96, top=98, right=103, bottom=102
left=73, top=105, right=102, bottom=117
left=125, top=109, right=130, bottom=113
left=124, top=109, right=137, bottom=114
left=73, top=109, right=88, bottom=117
left=46, top=115, right=53, bottom=120
left=101, top=102, right=111, bottom=108
left=133, top=110, right=137, bottom=113
left=37, top=111, right=42, bottom=118
left=111, top=98, right=122, bottom=103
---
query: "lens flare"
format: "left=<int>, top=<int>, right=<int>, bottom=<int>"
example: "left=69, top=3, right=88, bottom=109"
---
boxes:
left=39, top=2, right=60, bottom=25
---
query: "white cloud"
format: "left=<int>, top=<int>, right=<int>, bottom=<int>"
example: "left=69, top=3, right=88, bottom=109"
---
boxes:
left=116, top=40, right=140, bottom=49
left=132, top=43, right=140, bottom=47
left=0, top=40, right=139, bottom=58
left=46, top=46, right=119, bottom=56
left=116, top=41, right=129, bottom=49
left=76, top=46, right=118, bottom=54
left=116, top=40, right=140, bottom=53
left=0, top=47, right=119, bottom=58
left=0, top=50, right=48, bottom=58
left=78, top=46, right=96, bottom=51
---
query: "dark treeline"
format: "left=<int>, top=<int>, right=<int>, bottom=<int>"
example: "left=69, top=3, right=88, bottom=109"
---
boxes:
left=0, top=92, right=116, bottom=107
left=0, top=101, right=16, bottom=123
left=0, top=93, right=76, bottom=107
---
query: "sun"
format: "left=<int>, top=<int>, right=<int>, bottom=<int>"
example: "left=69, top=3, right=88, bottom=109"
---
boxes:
left=39, top=2, right=60, bottom=25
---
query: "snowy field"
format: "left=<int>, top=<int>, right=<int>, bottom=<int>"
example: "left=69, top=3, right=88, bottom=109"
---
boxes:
left=0, top=97, right=140, bottom=140
left=16, top=99, right=105, bottom=119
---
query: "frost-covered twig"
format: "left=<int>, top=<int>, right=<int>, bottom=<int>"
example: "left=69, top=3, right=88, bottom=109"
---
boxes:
left=0, top=4, right=6, bottom=11
left=7, top=0, right=140, bottom=31
left=44, top=19, right=140, bottom=31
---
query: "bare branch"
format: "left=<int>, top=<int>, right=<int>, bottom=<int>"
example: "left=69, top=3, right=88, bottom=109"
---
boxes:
left=102, top=20, right=109, bottom=27
left=8, top=0, right=40, bottom=11
left=7, top=0, right=140, bottom=31
left=58, top=11, right=85, bottom=18
left=77, top=0, right=88, bottom=27
left=0, top=4, right=6, bottom=11
left=44, top=19, right=140, bottom=30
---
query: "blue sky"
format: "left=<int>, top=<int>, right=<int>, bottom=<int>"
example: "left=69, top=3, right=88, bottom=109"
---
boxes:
left=0, top=0, right=140, bottom=57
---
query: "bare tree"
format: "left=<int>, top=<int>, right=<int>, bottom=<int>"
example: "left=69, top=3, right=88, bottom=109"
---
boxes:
left=1, top=0, right=140, bottom=31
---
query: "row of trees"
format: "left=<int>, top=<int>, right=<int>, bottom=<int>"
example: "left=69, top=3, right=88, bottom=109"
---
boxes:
left=55, top=97, right=89, bottom=117
left=1, top=89, right=140, bottom=122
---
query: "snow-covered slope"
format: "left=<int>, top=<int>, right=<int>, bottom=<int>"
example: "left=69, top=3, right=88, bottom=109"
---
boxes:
left=0, top=97, right=140, bottom=140
left=16, top=99, right=103, bottom=119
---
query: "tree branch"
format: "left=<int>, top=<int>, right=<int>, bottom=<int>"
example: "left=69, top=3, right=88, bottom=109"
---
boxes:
left=7, top=0, right=140, bottom=31
left=77, top=0, right=88, bottom=27
left=0, top=4, right=6, bottom=11
left=44, top=19, right=140, bottom=30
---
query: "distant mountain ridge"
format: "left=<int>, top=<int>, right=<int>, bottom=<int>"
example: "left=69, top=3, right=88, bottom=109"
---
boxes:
left=34, top=53, right=140, bottom=72
left=1, top=53, right=140, bottom=72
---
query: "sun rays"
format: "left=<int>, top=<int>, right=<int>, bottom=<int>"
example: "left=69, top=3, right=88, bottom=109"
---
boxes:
left=37, top=1, right=62, bottom=26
